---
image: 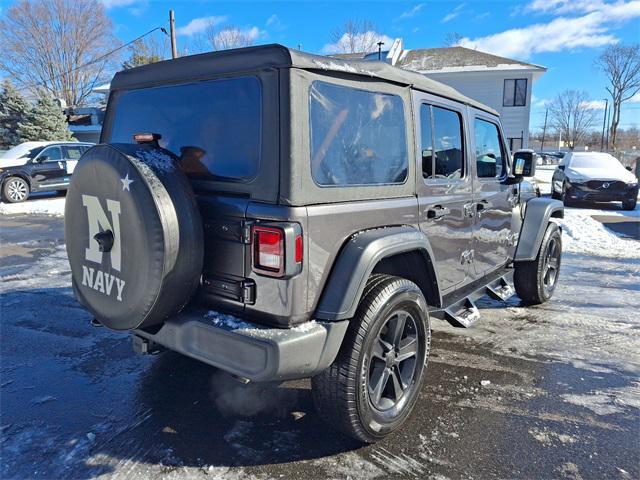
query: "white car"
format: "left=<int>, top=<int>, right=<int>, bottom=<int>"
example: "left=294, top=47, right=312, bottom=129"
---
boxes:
left=551, top=152, right=638, bottom=210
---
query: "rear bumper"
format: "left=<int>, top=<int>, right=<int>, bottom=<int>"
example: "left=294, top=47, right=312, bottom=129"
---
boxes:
left=133, top=309, right=348, bottom=382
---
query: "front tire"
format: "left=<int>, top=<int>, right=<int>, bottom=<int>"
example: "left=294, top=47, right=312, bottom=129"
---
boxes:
left=2, top=177, right=30, bottom=203
left=622, top=197, right=637, bottom=211
left=312, top=275, right=430, bottom=443
left=514, top=222, right=562, bottom=305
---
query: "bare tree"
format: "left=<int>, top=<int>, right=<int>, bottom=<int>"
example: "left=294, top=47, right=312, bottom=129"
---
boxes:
left=0, top=0, right=118, bottom=107
left=594, top=44, right=640, bottom=149
left=443, top=32, right=464, bottom=47
left=205, top=24, right=257, bottom=51
left=548, top=90, right=599, bottom=150
left=329, top=19, right=386, bottom=54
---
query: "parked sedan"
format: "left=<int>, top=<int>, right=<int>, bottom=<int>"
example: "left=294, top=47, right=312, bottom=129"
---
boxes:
left=551, top=152, right=639, bottom=210
left=0, top=141, right=93, bottom=203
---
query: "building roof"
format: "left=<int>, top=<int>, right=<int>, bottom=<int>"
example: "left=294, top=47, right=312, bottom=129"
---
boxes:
left=111, top=44, right=497, bottom=115
left=396, top=46, right=546, bottom=74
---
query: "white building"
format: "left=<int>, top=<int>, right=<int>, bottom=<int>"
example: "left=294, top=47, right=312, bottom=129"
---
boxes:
left=336, top=40, right=546, bottom=150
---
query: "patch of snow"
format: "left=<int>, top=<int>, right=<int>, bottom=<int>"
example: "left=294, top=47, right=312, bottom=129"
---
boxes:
left=561, top=383, right=640, bottom=416
left=0, top=197, right=66, bottom=216
left=290, top=320, right=317, bottom=332
left=557, top=208, right=640, bottom=258
left=135, top=149, right=175, bottom=173
left=1, top=245, right=71, bottom=293
left=205, top=310, right=256, bottom=330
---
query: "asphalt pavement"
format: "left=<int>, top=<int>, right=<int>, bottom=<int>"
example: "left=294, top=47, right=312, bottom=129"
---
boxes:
left=1, top=214, right=638, bottom=480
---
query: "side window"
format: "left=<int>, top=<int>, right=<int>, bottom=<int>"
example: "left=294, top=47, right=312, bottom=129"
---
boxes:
left=503, top=79, right=527, bottom=107
left=310, top=81, right=408, bottom=186
left=432, top=106, right=464, bottom=179
left=420, top=104, right=433, bottom=178
left=64, top=146, right=84, bottom=160
left=474, top=118, right=506, bottom=179
left=421, top=104, right=464, bottom=180
left=40, top=146, right=62, bottom=162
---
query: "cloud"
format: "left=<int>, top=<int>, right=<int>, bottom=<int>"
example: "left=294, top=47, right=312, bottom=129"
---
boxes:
left=321, top=32, right=394, bottom=54
left=176, top=15, right=228, bottom=36
left=526, top=0, right=606, bottom=15
left=531, top=94, right=550, bottom=108
left=581, top=99, right=608, bottom=109
left=441, top=3, right=466, bottom=23
left=266, top=14, right=286, bottom=31
left=628, top=92, right=640, bottom=103
left=397, top=3, right=425, bottom=20
left=457, top=0, right=640, bottom=58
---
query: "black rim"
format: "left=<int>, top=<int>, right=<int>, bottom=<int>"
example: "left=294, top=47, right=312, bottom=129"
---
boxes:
left=543, top=236, right=560, bottom=292
left=367, top=309, right=419, bottom=411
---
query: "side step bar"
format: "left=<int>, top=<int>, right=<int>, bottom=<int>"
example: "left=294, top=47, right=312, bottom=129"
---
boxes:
left=433, top=272, right=515, bottom=328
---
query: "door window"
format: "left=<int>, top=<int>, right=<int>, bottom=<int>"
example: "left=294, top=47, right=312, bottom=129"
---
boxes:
left=64, top=145, right=84, bottom=160
left=474, top=119, right=506, bottom=179
left=39, top=146, right=62, bottom=162
left=421, top=104, right=464, bottom=180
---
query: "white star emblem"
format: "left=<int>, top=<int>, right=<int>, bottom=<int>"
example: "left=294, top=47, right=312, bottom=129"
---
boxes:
left=121, top=173, right=133, bottom=192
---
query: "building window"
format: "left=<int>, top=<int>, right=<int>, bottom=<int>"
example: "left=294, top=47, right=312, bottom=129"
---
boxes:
left=503, top=79, right=527, bottom=107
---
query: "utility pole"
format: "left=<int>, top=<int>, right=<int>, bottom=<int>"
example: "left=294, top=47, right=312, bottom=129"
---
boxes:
left=540, top=108, right=548, bottom=152
left=169, top=10, right=177, bottom=59
left=377, top=41, right=385, bottom=60
left=605, top=103, right=611, bottom=151
left=600, top=98, right=608, bottom=152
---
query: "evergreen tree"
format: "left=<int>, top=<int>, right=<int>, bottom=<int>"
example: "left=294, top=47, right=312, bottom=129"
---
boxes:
left=0, top=79, right=30, bottom=148
left=19, top=91, right=73, bottom=142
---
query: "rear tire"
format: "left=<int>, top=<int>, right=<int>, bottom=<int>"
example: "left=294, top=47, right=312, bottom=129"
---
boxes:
left=622, top=198, right=637, bottom=211
left=311, top=275, right=430, bottom=443
left=2, top=177, right=30, bottom=203
left=514, top=222, right=562, bottom=305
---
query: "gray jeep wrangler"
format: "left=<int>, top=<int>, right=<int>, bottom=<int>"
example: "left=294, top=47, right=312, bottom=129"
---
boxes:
left=64, top=45, right=563, bottom=443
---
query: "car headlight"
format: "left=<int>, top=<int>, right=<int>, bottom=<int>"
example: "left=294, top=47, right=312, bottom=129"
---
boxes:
left=567, top=175, right=588, bottom=184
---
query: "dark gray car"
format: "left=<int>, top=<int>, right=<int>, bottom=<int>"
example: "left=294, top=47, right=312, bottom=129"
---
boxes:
left=64, top=45, right=564, bottom=443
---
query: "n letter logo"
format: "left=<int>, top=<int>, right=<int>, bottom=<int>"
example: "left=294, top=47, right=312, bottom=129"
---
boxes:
left=82, top=195, right=122, bottom=272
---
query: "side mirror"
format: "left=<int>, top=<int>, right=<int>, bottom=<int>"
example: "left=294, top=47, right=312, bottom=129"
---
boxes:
left=38, top=155, right=50, bottom=162
left=513, top=151, right=536, bottom=178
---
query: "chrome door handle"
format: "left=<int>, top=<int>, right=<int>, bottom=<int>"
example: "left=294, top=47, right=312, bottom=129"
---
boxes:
left=427, top=206, right=450, bottom=219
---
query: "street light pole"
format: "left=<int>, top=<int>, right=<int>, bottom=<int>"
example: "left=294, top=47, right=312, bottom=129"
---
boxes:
left=169, top=10, right=177, bottom=59
left=377, top=41, right=385, bottom=60
left=600, top=98, right=608, bottom=152
left=540, top=108, right=548, bottom=152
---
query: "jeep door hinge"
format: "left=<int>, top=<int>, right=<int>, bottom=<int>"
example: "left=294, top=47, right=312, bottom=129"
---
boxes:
left=463, top=203, right=476, bottom=218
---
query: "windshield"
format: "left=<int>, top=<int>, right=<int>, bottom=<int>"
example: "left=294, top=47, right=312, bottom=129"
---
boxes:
left=104, top=76, right=262, bottom=181
left=571, top=154, right=621, bottom=169
left=2, top=143, right=45, bottom=160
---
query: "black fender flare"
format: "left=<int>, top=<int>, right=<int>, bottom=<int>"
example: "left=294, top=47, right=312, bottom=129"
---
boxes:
left=514, top=197, right=564, bottom=262
left=314, top=226, right=440, bottom=321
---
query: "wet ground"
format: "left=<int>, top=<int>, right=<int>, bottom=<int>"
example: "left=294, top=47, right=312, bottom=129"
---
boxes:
left=1, top=214, right=639, bottom=479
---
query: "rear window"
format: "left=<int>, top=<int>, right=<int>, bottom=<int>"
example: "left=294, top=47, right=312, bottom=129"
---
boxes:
left=105, top=76, right=261, bottom=181
left=309, top=81, right=408, bottom=186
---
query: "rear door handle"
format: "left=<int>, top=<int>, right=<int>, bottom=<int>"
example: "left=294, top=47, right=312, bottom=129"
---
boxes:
left=427, top=206, right=450, bottom=219
left=477, top=200, right=490, bottom=212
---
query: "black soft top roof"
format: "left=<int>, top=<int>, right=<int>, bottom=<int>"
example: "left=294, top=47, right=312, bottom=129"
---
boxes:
left=110, top=44, right=497, bottom=115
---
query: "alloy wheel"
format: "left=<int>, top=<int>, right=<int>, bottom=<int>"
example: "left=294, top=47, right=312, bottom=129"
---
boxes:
left=542, top=236, right=560, bottom=292
left=367, top=309, right=419, bottom=411
left=7, top=180, right=28, bottom=202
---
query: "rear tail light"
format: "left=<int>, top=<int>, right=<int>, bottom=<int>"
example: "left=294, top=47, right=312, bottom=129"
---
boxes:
left=251, top=224, right=303, bottom=278
left=253, top=227, right=283, bottom=273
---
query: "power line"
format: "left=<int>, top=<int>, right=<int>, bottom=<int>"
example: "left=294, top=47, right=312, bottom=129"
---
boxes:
left=14, top=25, right=168, bottom=92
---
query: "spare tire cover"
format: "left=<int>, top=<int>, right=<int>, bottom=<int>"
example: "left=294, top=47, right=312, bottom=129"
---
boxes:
left=65, top=143, right=203, bottom=331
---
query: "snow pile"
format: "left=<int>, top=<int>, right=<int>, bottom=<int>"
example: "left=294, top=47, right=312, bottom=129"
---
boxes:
left=135, top=149, right=175, bottom=173
left=558, top=208, right=640, bottom=258
left=0, top=196, right=66, bottom=216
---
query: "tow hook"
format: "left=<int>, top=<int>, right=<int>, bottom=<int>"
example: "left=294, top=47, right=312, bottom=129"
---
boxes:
left=132, top=335, right=163, bottom=355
